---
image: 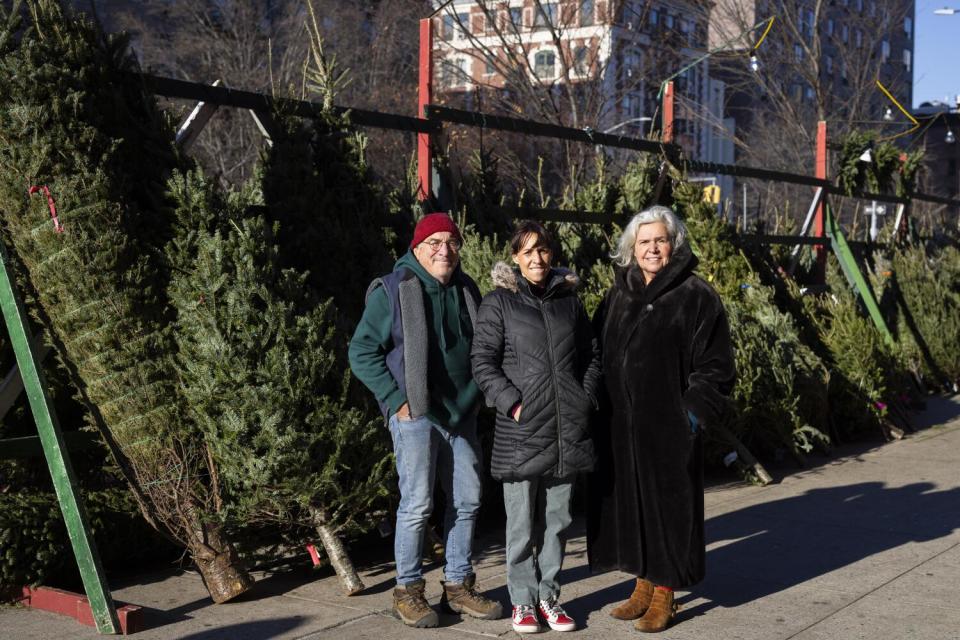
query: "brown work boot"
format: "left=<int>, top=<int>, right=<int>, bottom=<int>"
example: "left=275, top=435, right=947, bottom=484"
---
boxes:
left=610, top=577, right=654, bottom=620
left=392, top=579, right=438, bottom=628
left=440, top=574, right=503, bottom=619
left=634, top=587, right=678, bottom=633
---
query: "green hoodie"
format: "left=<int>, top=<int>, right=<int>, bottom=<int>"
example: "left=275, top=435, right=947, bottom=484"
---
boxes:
left=349, top=251, right=481, bottom=429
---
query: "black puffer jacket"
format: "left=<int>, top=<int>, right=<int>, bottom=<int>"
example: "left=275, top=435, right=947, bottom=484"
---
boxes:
left=471, top=263, right=600, bottom=481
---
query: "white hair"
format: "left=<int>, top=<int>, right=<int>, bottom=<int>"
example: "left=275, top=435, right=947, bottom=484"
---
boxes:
left=611, top=205, right=688, bottom=267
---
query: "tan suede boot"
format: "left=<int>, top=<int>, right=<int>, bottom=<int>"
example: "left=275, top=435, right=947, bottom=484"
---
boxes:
left=440, top=574, right=503, bottom=619
left=609, top=578, right=655, bottom=620
left=392, top=579, right=439, bottom=628
left=633, top=587, right=677, bottom=633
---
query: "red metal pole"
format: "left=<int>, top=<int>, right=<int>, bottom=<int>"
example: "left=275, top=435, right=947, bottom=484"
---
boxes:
left=814, top=120, right=827, bottom=283
left=417, top=18, right=433, bottom=205
left=662, top=81, right=675, bottom=143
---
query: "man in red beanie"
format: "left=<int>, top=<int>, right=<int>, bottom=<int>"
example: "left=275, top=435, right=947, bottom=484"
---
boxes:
left=349, top=213, right=502, bottom=628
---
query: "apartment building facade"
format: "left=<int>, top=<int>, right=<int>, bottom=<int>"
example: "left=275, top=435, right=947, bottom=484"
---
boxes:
left=433, top=0, right=734, bottom=168
left=709, top=0, right=916, bottom=139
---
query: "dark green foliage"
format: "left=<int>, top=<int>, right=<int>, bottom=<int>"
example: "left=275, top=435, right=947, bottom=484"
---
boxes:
left=167, top=170, right=394, bottom=540
left=0, top=488, right=173, bottom=601
left=0, top=2, right=247, bottom=585
left=836, top=131, right=923, bottom=197
left=802, top=259, right=903, bottom=438
left=258, top=111, right=394, bottom=325
left=0, top=0, right=181, bottom=500
left=674, top=170, right=833, bottom=461
left=890, top=243, right=960, bottom=385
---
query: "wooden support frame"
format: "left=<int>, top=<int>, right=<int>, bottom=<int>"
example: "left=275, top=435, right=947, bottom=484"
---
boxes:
left=0, top=245, right=119, bottom=634
left=786, top=187, right=824, bottom=277
left=0, top=334, right=49, bottom=420
left=814, top=121, right=828, bottom=283
left=417, top=18, right=434, bottom=205
left=174, top=79, right=221, bottom=151
left=825, top=204, right=895, bottom=345
left=662, top=80, right=675, bottom=144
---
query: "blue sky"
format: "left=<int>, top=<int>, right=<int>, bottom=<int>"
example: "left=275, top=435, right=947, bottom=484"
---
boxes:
left=914, top=0, right=959, bottom=106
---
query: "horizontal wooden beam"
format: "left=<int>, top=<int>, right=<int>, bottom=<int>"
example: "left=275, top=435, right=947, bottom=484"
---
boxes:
left=739, top=234, right=829, bottom=245
left=143, top=74, right=439, bottom=134
left=424, top=105, right=960, bottom=209
left=19, top=587, right=143, bottom=635
left=0, top=432, right=101, bottom=459
left=139, top=75, right=960, bottom=209
left=424, top=104, right=669, bottom=155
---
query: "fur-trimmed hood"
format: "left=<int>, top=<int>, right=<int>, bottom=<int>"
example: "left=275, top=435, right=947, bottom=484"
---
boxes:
left=490, top=261, right=580, bottom=293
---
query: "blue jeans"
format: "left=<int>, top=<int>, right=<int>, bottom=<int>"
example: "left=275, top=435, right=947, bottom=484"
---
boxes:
left=388, top=413, right=482, bottom=586
left=502, top=476, right=574, bottom=606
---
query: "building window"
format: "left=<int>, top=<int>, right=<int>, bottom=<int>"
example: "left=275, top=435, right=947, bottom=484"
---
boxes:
left=534, top=50, right=556, bottom=79
left=622, top=47, right=642, bottom=81
left=826, top=18, right=834, bottom=36
left=574, top=45, right=590, bottom=75
left=903, top=49, right=912, bottom=71
left=842, top=24, right=849, bottom=43
left=904, top=17, right=913, bottom=38
left=534, top=3, right=557, bottom=29
left=794, top=43, right=804, bottom=61
left=881, top=40, right=890, bottom=63
left=804, top=85, right=815, bottom=101
left=825, top=55, right=833, bottom=74
left=623, top=92, right=645, bottom=119
left=455, top=12, right=469, bottom=40
left=649, top=8, right=659, bottom=28
left=485, top=57, right=497, bottom=75
left=509, top=7, right=523, bottom=30
left=622, top=0, right=642, bottom=29
left=441, top=58, right=468, bottom=87
left=869, top=1, right=876, bottom=16
left=664, top=13, right=675, bottom=30
left=580, top=0, right=594, bottom=26
left=442, top=15, right=455, bottom=41
left=855, top=0, right=863, bottom=12
left=855, top=29, right=863, bottom=47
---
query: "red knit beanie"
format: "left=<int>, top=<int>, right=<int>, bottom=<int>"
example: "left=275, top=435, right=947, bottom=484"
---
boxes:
left=410, top=213, right=462, bottom=249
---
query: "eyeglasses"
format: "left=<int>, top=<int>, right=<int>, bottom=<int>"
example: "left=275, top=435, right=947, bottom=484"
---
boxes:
left=421, top=238, right=462, bottom=252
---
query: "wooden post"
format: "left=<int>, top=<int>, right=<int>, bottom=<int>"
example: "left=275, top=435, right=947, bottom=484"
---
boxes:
left=662, top=81, right=675, bottom=144
left=814, top=121, right=828, bottom=283
left=418, top=18, right=434, bottom=205
left=174, top=79, right=221, bottom=152
left=0, top=245, right=119, bottom=634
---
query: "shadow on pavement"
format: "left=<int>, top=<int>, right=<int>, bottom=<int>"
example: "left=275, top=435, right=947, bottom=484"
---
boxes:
left=565, top=479, right=960, bottom=628
left=173, top=616, right=307, bottom=639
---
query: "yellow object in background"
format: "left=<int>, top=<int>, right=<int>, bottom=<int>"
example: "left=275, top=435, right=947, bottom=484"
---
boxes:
left=703, top=184, right=721, bottom=205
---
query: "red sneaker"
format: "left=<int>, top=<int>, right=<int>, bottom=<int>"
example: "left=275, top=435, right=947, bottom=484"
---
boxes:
left=511, top=604, right=541, bottom=633
left=538, top=598, right=576, bottom=632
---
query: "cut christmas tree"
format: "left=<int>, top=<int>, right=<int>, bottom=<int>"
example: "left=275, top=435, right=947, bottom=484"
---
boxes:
left=0, top=0, right=250, bottom=602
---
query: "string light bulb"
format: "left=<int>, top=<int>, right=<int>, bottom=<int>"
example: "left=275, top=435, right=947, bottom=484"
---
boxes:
left=883, top=106, right=894, bottom=121
left=749, top=54, right=760, bottom=72
left=946, top=128, right=957, bottom=144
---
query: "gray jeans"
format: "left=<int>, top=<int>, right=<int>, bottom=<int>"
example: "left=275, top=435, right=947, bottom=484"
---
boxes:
left=502, top=476, right=574, bottom=606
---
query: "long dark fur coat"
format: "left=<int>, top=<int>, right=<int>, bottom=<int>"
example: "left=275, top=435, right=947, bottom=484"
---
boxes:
left=587, top=243, right=735, bottom=588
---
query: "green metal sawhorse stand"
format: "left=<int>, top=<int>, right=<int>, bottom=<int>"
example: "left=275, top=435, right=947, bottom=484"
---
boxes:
left=0, top=244, right=120, bottom=634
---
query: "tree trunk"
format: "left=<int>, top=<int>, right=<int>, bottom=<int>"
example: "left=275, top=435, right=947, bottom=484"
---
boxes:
left=310, top=506, right=365, bottom=595
left=191, top=524, right=255, bottom=604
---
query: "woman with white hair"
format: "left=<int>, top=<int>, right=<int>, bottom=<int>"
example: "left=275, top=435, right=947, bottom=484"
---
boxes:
left=587, top=206, right=735, bottom=633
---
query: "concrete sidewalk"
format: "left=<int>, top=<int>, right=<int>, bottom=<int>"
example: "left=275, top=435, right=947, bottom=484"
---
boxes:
left=4, top=396, right=960, bottom=640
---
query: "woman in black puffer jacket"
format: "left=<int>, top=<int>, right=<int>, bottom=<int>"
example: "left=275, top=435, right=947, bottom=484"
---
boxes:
left=471, top=220, right=599, bottom=634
